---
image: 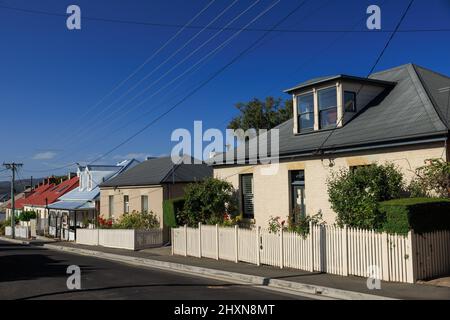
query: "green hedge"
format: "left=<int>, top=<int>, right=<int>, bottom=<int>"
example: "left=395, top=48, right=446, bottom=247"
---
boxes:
left=379, top=198, right=450, bottom=234
left=163, top=197, right=185, bottom=228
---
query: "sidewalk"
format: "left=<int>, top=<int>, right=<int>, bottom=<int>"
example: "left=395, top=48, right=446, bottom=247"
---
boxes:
left=3, top=236, right=450, bottom=300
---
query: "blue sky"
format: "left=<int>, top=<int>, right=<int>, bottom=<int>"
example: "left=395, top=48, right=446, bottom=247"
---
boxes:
left=0, top=0, right=449, bottom=180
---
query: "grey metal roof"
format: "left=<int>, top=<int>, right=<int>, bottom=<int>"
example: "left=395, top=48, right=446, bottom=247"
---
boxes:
left=284, top=74, right=396, bottom=94
left=213, top=63, right=449, bottom=165
left=100, top=156, right=212, bottom=187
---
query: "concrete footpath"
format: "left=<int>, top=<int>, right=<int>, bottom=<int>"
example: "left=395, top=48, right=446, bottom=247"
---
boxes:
left=2, top=236, right=450, bottom=300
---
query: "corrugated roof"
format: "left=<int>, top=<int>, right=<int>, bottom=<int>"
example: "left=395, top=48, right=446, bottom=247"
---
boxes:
left=213, top=63, right=449, bottom=164
left=100, top=156, right=212, bottom=187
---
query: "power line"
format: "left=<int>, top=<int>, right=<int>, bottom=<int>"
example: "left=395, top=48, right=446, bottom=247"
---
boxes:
left=42, top=0, right=284, bottom=165
left=314, top=0, right=415, bottom=155
left=1, top=3, right=449, bottom=33
left=88, top=0, right=308, bottom=165
left=46, top=0, right=217, bottom=152
left=21, top=162, right=78, bottom=173
left=83, top=0, right=271, bottom=142
left=57, top=0, right=244, bottom=150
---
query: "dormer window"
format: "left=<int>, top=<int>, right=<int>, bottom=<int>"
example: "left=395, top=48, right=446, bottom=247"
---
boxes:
left=297, top=93, right=314, bottom=132
left=287, top=74, right=395, bottom=135
left=318, top=87, right=337, bottom=129
left=344, top=91, right=356, bottom=113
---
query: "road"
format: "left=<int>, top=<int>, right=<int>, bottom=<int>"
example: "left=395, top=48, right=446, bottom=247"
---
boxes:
left=0, top=240, right=310, bottom=300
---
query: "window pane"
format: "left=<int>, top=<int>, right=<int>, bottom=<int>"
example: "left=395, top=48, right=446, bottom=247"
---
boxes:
left=320, top=109, right=337, bottom=128
left=108, top=196, right=114, bottom=218
left=141, top=195, right=148, bottom=213
left=318, top=87, right=337, bottom=127
left=124, top=195, right=129, bottom=214
left=318, top=87, right=337, bottom=111
left=299, top=113, right=314, bottom=130
left=344, top=91, right=356, bottom=112
left=297, top=93, right=314, bottom=114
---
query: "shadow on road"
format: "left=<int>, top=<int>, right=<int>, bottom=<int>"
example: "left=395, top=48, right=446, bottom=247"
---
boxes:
left=18, top=283, right=244, bottom=300
left=0, top=252, right=96, bottom=284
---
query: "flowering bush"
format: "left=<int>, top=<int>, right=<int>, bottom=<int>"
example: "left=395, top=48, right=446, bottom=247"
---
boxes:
left=98, top=216, right=113, bottom=229
left=268, top=216, right=286, bottom=233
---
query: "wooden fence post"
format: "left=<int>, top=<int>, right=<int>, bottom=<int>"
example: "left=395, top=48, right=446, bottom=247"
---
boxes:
left=406, top=230, right=415, bottom=283
left=256, top=226, right=261, bottom=266
left=234, top=225, right=239, bottom=263
left=279, top=228, right=284, bottom=269
left=184, top=224, right=188, bottom=257
left=309, top=221, right=314, bottom=272
left=198, top=222, right=202, bottom=258
left=215, top=224, right=219, bottom=260
left=381, top=232, right=390, bottom=281
left=343, top=225, right=349, bottom=276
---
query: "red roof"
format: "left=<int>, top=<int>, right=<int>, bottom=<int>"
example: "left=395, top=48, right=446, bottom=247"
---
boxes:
left=8, top=183, right=54, bottom=210
left=8, top=177, right=79, bottom=209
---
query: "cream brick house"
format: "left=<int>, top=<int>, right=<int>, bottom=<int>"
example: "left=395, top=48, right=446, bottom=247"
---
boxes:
left=212, top=64, right=450, bottom=226
left=99, top=156, right=212, bottom=239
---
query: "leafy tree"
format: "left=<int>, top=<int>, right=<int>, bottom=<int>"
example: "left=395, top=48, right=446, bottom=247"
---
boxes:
left=327, top=163, right=404, bottom=229
left=179, top=178, right=238, bottom=227
left=228, top=97, right=293, bottom=138
left=408, top=159, right=450, bottom=198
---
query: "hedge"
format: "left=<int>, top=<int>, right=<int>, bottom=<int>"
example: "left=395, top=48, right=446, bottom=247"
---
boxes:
left=379, top=198, right=450, bottom=234
left=163, top=197, right=185, bottom=228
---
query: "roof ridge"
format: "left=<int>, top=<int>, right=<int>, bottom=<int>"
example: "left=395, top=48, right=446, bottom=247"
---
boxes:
left=369, top=63, right=413, bottom=77
left=412, top=64, right=450, bottom=81
left=412, top=64, right=450, bottom=130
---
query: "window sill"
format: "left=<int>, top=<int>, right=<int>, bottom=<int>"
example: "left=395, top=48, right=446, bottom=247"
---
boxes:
left=294, top=126, right=339, bottom=136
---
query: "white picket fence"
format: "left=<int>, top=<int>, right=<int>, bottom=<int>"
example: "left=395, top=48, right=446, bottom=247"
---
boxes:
left=5, top=226, right=30, bottom=239
left=76, top=229, right=163, bottom=250
left=172, top=223, right=450, bottom=283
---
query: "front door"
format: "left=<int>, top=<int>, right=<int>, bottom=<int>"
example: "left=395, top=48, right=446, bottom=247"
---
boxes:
left=290, top=170, right=306, bottom=223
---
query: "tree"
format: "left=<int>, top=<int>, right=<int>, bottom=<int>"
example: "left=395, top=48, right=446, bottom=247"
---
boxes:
left=179, top=178, right=238, bottom=227
left=408, top=159, right=450, bottom=198
left=327, top=163, right=404, bottom=229
left=228, top=97, right=293, bottom=137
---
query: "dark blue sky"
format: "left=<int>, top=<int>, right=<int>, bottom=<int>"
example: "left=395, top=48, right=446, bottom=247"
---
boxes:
left=0, top=0, right=449, bottom=179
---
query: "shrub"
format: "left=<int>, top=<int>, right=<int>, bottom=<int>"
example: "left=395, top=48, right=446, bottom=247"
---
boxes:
left=18, top=211, right=37, bottom=222
left=327, top=163, right=404, bottom=229
left=0, top=217, right=11, bottom=235
left=180, top=178, right=238, bottom=227
left=408, top=159, right=450, bottom=198
left=113, top=211, right=160, bottom=230
left=163, top=198, right=185, bottom=228
left=379, top=198, right=450, bottom=234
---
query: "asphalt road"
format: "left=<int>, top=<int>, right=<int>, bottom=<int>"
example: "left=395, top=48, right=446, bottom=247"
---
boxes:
left=0, top=240, right=310, bottom=300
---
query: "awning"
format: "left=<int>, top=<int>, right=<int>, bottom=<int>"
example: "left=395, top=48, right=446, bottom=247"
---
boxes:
left=47, top=201, right=89, bottom=210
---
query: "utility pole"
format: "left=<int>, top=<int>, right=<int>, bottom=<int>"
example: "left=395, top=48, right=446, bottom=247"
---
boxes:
left=3, top=163, right=23, bottom=239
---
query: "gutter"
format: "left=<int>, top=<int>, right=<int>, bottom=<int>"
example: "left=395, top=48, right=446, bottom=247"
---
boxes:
left=212, top=133, right=448, bottom=167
